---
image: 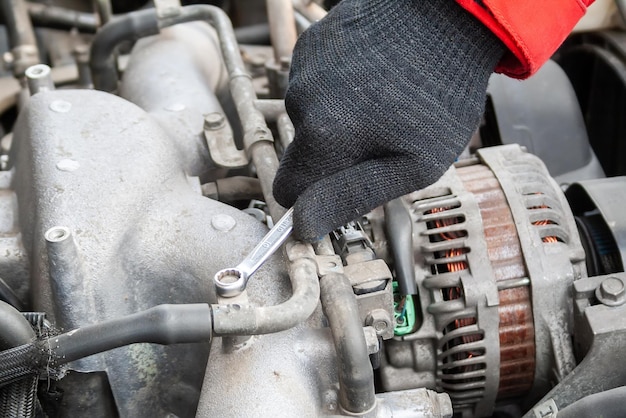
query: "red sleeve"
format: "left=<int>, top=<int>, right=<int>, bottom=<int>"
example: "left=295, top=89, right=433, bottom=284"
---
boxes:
left=456, top=0, right=595, bottom=79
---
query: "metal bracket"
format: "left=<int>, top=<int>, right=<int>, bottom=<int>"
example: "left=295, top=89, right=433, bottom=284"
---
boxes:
left=154, top=0, right=182, bottom=19
left=204, top=113, right=249, bottom=168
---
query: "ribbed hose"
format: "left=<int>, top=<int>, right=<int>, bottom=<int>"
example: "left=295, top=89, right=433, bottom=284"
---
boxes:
left=0, top=344, right=41, bottom=389
left=0, top=375, right=37, bottom=418
left=0, top=301, right=39, bottom=418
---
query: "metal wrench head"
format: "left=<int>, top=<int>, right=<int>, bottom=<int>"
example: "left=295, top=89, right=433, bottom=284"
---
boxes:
left=213, top=207, right=294, bottom=298
left=214, top=268, right=247, bottom=297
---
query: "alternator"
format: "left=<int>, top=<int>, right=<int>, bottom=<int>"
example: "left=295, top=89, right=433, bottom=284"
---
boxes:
left=378, top=144, right=586, bottom=417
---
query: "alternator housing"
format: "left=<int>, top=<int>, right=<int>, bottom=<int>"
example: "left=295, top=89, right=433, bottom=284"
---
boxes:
left=379, top=144, right=586, bottom=417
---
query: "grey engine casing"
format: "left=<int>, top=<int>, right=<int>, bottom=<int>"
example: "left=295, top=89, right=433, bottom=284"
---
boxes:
left=9, top=88, right=292, bottom=416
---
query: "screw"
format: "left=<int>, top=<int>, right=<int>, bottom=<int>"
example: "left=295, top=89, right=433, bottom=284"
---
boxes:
left=596, top=276, right=626, bottom=307
left=204, top=112, right=225, bottom=130
left=365, top=309, right=391, bottom=336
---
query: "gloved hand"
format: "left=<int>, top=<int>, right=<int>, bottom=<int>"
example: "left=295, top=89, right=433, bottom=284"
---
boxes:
left=273, top=0, right=505, bottom=241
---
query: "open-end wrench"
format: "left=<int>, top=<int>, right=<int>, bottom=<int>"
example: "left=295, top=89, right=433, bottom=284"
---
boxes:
left=214, top=207, right=294, bottom=297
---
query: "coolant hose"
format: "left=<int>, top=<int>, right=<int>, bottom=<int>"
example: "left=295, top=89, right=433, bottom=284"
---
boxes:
left=0, top=301, right=37, bottom=418
left=50, top=304, right=212, bottom=364
left=320, top=273, right=376, bottom=415
left=0, top=301, right=34, bottom=350
left=90, top=9, right=160, bottom=91
left=384, top=198, right=417, bottom=295
left=0, top=304, right=212, bottom=390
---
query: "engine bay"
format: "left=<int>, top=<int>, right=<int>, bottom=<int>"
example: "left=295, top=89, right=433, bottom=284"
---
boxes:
left=0, top=1, right=625, bottom=417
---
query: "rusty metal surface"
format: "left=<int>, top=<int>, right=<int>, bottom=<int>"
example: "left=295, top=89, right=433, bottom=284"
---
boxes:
left=458, top=164, right=536, bottom=398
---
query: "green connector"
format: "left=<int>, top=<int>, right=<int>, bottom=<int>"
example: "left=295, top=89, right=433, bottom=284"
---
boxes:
left=393, top=282, right=416, bottom=336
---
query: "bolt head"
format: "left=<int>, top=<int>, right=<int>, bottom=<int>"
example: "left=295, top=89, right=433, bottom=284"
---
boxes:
left=365, top=309, right=391, bottom=336
left=596, top=276, right=626, bottom=306
left=204, top=112, right=225, bottom=130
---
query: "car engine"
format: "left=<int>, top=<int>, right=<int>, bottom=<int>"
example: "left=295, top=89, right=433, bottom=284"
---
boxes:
left=0, top=1, right=625, bottom=417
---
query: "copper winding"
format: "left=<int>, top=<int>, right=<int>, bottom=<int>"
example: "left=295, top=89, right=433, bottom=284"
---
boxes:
left=423, top=164, right=537, bottom=399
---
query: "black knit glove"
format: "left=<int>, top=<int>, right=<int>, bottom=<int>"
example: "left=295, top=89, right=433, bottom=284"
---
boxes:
left=273, top=0, right=505, bottom=241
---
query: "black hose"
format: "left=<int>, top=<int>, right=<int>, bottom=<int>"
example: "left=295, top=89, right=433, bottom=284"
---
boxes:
left=557, top=386, right=626, bottom=418
left=89, top=8, right=159, bottom=92
left=383, top=198, right=417, bottom=295
left=0, top=374, right=37, bottom=418
left=0, top=304, right=212, bottom=391
left=50, top=304, right=212, bottom=364
left=0, top=344, right=40, bottom=389
left=0, top=301, right=37, bottom=418
left=0, top=301, right=34, bottom=350
left=202, top=176, right=264, bottom=202
left=320, top=273, right=376, bottom=415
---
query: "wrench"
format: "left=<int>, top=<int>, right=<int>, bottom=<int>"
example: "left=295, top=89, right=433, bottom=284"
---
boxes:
left=214, top=207, right=294, bottom=297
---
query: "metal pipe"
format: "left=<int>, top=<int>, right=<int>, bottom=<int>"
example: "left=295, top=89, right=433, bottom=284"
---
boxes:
left=292, top=0, right=327, bottom=22
left=91, top=6, right=284, bottom=217
left=277, top=113, right=295, bottom=149
left=211, top=241, right=319, bottom=335
left=45, top=227, right=87, bottom=329
left=90, top=5, right=317, bottom=336
left=162, top=5, right=286, bottom=217
left=320, top=273, right=376, bottom=415
left=254, top=99, right=286, bottom=122
left=27, top=3, right=99, bottom=33
left=266, top=0, right=298, bottom=61
left=1, top=0, right=39, bottom=75
left=93, top=0, right=112, bottom=25
left=25, top=64, right=54, bottom=96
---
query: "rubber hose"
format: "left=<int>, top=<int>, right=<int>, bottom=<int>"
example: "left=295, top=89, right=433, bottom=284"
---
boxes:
left=0, top=301, right=37, bottom=418
left=90, top=8, right=159, bottom=91
left=384, top=198, right=417, bottom=295
left=0, top=344, right=40, bottom=389
left=50, top=304, right=212, bottom=365
left=0, top=375, right=37, bottom=418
